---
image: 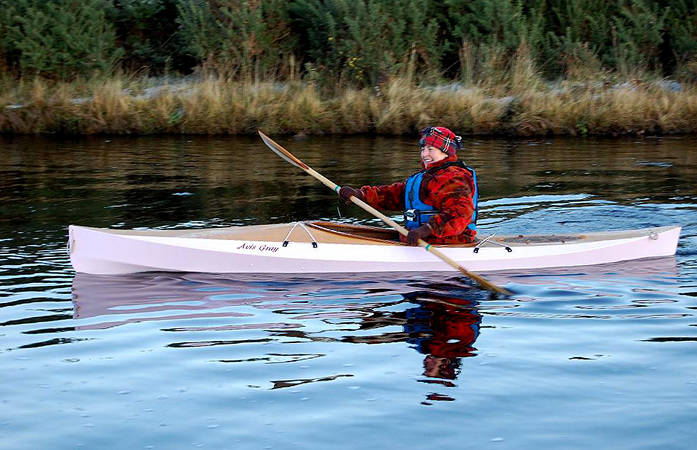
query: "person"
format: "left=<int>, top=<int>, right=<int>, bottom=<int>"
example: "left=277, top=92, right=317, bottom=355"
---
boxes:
left=339, top=126, right=479, bottom=245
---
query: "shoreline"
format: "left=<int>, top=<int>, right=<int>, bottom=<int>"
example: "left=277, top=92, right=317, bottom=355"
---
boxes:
left=1, top=77, right=696, bottom=137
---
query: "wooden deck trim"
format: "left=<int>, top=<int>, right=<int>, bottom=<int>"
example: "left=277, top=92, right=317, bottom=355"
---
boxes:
left=306, top=221, right=402, bottom=244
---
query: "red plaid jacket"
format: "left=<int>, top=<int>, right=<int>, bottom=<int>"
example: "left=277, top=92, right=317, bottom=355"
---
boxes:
left=358, top=155, right=477, bottom=245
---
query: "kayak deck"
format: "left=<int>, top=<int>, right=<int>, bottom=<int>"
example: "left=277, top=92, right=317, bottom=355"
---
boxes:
left=86, top=221, right=401, bottom=245
left=79, top=220, right=672, bottom=247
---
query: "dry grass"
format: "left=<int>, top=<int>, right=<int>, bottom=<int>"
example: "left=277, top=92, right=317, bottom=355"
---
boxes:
left=1, top=73, right=697, bottom=137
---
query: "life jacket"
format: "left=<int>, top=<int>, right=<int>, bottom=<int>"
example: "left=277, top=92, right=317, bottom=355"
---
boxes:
left=403, top=161, right=479, bottom=231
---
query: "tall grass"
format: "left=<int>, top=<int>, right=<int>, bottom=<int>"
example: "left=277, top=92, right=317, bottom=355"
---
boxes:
left=2, top=71, right=696, bottom=136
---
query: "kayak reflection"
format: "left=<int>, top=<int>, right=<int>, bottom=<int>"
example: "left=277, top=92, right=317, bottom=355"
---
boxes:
left=70, top=259, right=677, bottom=397
left=71, top=272, right=485, bottom=395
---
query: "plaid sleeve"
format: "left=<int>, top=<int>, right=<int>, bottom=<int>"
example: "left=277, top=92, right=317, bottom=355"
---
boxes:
left=425, top=169, right=474, bottom=238
left=359, top=181, right=406, bottom=211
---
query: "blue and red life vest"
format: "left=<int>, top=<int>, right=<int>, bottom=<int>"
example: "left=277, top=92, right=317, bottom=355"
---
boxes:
left=403, top=161, right=479, bottom=231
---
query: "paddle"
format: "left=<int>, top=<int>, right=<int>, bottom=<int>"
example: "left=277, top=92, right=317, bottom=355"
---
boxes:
left=258, top=130, right=511, bottom=296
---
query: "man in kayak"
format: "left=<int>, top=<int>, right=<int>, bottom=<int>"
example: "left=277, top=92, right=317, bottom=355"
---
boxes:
left=339, top=126, right=478, bottom=246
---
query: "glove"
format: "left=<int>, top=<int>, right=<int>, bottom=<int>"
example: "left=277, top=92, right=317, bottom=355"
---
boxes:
left=406, top=224, right=432, bottom=246
left=339, top=186, right=363, bottom=203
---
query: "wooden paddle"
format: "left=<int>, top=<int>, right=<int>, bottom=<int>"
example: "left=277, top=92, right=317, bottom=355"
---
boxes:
left=258, top=130, right=511, bottom=296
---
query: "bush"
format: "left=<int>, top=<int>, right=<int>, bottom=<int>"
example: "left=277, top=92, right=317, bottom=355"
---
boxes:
left=1, top=0, right=697, bottom=85
left=611, top=0, right=667, bottom=76
left=664, top=0, right=697, bottom=78
left=109, top=0, right=194, bottom=74
left=176, top=0, right=297, bottom=79
left=289, top=0, right=443, bottom=87
left=1, top=0, right=123, bottom=79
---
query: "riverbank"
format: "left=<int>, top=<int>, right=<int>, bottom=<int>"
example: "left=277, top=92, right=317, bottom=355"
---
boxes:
left=1, top=76, right=696, bottom=137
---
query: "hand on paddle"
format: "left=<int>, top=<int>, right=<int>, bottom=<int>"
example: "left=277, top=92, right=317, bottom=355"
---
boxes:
left=339, top=186, right=363, bottom=203
left=406, top=224, right=432, bottom=246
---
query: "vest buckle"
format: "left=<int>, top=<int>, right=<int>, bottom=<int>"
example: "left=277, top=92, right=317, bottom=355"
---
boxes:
left=404, top=209, right=418, bottom=221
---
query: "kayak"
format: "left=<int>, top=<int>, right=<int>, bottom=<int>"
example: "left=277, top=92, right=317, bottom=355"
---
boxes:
left=67, top=221, right=681, bottom=275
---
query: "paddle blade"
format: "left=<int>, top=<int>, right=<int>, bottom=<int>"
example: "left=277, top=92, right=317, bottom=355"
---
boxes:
left=460, top=269, right=512, bottom=296
left=258, top=130, right=310, bottom=170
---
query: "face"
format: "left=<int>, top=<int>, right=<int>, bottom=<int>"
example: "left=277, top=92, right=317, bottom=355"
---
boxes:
left=420, top=145, right=448, bottom=168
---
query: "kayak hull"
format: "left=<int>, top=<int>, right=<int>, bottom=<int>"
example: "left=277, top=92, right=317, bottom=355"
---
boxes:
left=67, top=222, right=681, bottom=275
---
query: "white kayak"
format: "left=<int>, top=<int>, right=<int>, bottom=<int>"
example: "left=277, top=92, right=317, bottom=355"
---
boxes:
left=67, top=221, right=681, bottom=275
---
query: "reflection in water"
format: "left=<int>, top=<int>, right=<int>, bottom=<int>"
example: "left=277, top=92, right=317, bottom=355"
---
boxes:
left=71, top=272, right=486, bottom=394
left=268, top=374, right=354, bottom=390
left=404, top=293, right=480, bottom=381
left=362, top=292, right=481, bottom=404
left=69, top=256, right=682, bottom=398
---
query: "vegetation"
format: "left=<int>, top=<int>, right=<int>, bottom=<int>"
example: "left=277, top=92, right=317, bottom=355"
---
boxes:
left=0, top=0, right=696, bottom=136
left=2, top=75, right=695, bottom=136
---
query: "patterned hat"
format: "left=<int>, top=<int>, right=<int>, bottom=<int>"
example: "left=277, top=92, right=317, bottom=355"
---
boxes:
left=418, top=126, right=462, bottom=156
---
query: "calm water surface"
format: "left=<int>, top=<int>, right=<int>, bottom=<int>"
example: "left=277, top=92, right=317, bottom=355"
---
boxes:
left=1, top=134, right=696, bottom=449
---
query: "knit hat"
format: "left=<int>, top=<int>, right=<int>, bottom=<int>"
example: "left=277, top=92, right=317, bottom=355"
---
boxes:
left=418, top=126, right=462, bottom=156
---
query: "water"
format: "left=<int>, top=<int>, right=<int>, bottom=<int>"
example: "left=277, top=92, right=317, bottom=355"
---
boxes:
left=1, top=134, right=696, bottom=449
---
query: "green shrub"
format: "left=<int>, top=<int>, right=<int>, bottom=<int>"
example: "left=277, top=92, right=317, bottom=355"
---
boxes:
left=289, top=0, right=442, bottom=87
left=612, top=0, right=667, bottom=75
left=1, top=0, right=123, bottom=79
left=1, top=0, right=697, bottom=85
left=176, top=0, right=297, bottom=79
left=110, top=0, right=193, bottom=74
left=444, top=0, right=545, bottom=53
left=442, top=0, right=547, bottom=81
left=542, top=0, right=615, bottom=76
left=664, top=0, right=697, bottom=79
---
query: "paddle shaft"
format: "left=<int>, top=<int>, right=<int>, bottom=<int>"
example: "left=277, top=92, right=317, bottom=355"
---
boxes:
left=258, top=131, right=510, bottom=296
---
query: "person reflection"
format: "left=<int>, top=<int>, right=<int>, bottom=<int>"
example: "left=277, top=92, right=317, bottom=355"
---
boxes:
left=403, top=292, right=481, bottom=385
